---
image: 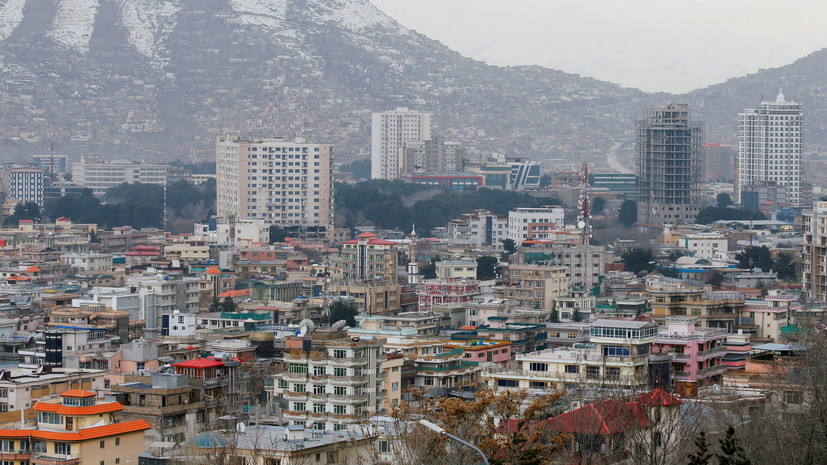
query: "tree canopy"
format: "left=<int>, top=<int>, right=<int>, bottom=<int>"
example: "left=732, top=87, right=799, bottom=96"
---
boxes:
left=696, top=207, right=764, bottom=225
left=618, top=200, right=637, bottom=227
left=621, top=248, right=656, bottom=274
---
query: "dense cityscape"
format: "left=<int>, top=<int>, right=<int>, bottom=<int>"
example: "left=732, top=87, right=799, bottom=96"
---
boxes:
left=0, top=2, right=825, bottom=465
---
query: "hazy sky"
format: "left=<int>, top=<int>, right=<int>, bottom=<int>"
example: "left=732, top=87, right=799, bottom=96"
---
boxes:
left=370, top=0, right=827, bottom=94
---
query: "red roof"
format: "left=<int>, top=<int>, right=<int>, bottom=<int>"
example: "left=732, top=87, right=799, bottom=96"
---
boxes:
left=356, top=232, right=378, bottom=238
left=634, top=388, right=683, bottom=407
left=173, top=358, right=224, bottom=369
left=342, top=238, right=398, bottom=246
left=56, top=217, right=70, bottom=222
left=205, top=266, right=222, bottom=275
left=542, top=399, right=648, bottom=435
left=218, top=289, right=250, bottom=298
left=26, top=266, right=41, bottom=273
left=0, top=419, right=150, bottom=441
left=34, top=401, right=123, bottom=416
left=60, top=389, right=97, bottom=398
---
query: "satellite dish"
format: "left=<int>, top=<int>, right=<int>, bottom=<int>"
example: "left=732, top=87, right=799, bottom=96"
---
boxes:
left=236, top=422, right=246, bottom=433
left=577, top=220, right=586, bottom=229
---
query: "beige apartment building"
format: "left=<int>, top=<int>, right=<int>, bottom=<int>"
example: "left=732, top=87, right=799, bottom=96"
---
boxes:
left=501, top=264, right=570, bottom=310
left=215, top=134, right=334, bottom=226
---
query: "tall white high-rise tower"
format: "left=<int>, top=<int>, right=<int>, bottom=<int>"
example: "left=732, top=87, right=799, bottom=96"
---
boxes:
left=371, top=108, right=432, bottom=180
left=736, top=90, right=803, bottom=207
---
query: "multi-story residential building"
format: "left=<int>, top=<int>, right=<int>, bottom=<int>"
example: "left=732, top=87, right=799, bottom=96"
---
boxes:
left=590, top=172, right=638, bottom=200
left=215, top=134, right=334, bottom=226
left=171, top=357, right=240, bottom=424
left=59, top=252, right=113, bottom=272
left=637, top=103, right=703, bottom=227
left=350, top=312, right=442, bottom=339
left=340, top=232, right=398, bottom=283
left=417, top=278, right=481, bottom=313
left=453, top=321, right=548, bottom=354
left=435, top=258, right=478, bottom=280
left=445, top=339, right=512, bottom=364
left=483, top=319, right=658, bottom=393
left=112, top=372, right=207, bottom=447
left=722, top=330, right=751, bottom=370
left=461, top=299, right=549, bottom=327
left=329, top=281, right=400, bottom=315
left=803, top=201, right=827, bottom=305
left=402, top=136, right=464, bottom=175
left=651, top=317, right=727, bottom=397
left=32, top=153, right=70, bottom=175
left=507, top=207, right=565, bottom=243
left=516, top=241, right=607, bottom=292
left=7, top=166, right=45, bottom=206
left=19, top=329, right=120, bottom=369
left=71, top=156, right=167, bottom=195
left=125, top=275, right=200, bottom=328
left=739, top=290, right=797, bottom=342
left=371, top=107, right=432, bottom=180
left=703, top=143, right=736, bottom=182
left=0, top=367, right=107, bottom=426
left=382, top=337, right=480, bottom=395
left=647, top=284, right=745, bottom=331
left=736, top=91, right=803, bottom=206
left=682, top=232, right=728, bottom=260
left=0, top=389, right=150, bottom=465
left=271, top=337, right=387, bottom=430
left=501, top=265, right=569, bottom=310
left=446, top=209, right=508, bottom=247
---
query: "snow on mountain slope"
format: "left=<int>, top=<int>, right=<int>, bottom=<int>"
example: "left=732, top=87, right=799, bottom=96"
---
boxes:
left=117, top=0, right=181, bottom=65
left=228, top=0, right=289, bottom=29
left=313, top=0, right=405, bottom=33
left=47, top=0, right=100, bottom=53
left=0, top=0, right=27, bottom=41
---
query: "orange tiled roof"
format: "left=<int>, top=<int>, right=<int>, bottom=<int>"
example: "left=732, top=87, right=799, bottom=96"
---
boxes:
left=217, top=289, right=250, bottom=298
left=0, top=419, right=150, bottom=441
left=60, top=390, right=96, bottom=398
left=34, top=401, right=123, bottom=416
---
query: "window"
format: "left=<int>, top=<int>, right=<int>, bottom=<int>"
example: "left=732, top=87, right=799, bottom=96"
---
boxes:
left=115, top=438, right=120, bottom=446
left=334, top=368, right=346, bottom=377
left=293, top=402, right=306, bottom=411
left=378, top=440, right=390, bottom=453
left=783, top=391, right=803, bottom=405
left=586, top=366, right=599, bottom=379
left=530, top=381, right=546, bottom=389
left=497, top=379, right=517, bottom=387
left=565, top=365, right=578, bottom=374
left=100, top=440, right=105, bottom=448
left=333, top=350, right=346, bottom=359
left=55, top=443, right=71, bottom=455
left=334, top=386, right=346, bottom=396
left=606, top=367, right=620, bottom=380
left=288, top=364, right=308, bottom=374
left=279, top=380, right=288, bottom=389
left=391, top=382, right=399, bottom=392
left=0, top=440, right=13, bottom=452
left=334, top=405, right=346, bottom=415
left=293, top=384, right=306, bottom=393
left=529, top=363, right=548, bottom=372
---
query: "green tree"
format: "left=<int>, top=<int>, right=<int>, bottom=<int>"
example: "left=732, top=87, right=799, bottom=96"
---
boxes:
left=501, top=238, right=517, bottom=254
left=621, top=248, right=656, bottom=274
left=421, top=256, right=440, bottom=279
left=735, top=246, right=773, bottom=271
left=717, top=193, right=733, bottom=208
left=269, top=226, right=288, bottom=243
left=618, top=200, right=637, bottom=227
left=329, top=301, right=358, bottom=327
left=696, top=207, right=764, bottom=224
left=717, top=426, right=750, bottom=465
left=477, top=256, right=500, bottom=280
left=592, top=196, right=606, bottom=214
left=550, top=309, right=560, bottom=323
left=772, top=252, right=796, bottom=281
left=342, top=159, right=371, bottom=180
left=538, top=174, right=551, bottom=188
left=571, top=308, right=582, bottom=322
left=707, top=271, right=725, bottom=288
left=4, top=201, right=42, bottom=225
left=220, top=296, right=237, bottom=313
left=686, top=431, right=712, bottom=465
left=208, top=297, right=221, bottom=312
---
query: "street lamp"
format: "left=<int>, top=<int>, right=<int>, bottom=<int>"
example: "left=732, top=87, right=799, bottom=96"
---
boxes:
left=418, top=419, right=490, bottom=465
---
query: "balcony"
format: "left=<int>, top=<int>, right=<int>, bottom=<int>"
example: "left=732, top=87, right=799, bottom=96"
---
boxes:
left=0, top=451, right=32, bottom=461
left=328, top=357, right=369, bottom=368
left=283, top=372, right=309, bottom=382
left=309, top=393, right=328, bottom=402
left=330, top=376, right=368, bottom=385
left=282, top=409, right=309, bottom=420
left=32, top=454, right=80, bottom=465
left=697, top=347, right=727, bottom=360
left=310, top=411, right=329, bottom=420
left=284, top=351, right=311, bottom=362
left=329, top=394, right=368, bottom=404
left=283, top=391, right=309, bottom=402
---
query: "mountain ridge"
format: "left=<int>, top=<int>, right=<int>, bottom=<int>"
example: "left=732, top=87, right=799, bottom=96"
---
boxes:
left=0, top=0, right=823, bottom=170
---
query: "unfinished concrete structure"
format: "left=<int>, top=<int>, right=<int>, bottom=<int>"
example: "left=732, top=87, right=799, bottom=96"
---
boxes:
left=637, top=103, right=704, bottom=227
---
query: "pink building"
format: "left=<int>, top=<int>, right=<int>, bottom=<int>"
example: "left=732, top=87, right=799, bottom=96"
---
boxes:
left=445, top=340, right=512, bottom=364
left=652, top=316, right=727, bottom=397
left=417, top=278, right=481, bottom=312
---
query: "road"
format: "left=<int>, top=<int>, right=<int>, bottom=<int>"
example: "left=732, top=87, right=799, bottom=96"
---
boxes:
left=605, top=141, right=634, bottom=174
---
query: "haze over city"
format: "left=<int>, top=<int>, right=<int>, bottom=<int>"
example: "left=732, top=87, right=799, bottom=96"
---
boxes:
left=371, top=0, right=827, bottom=93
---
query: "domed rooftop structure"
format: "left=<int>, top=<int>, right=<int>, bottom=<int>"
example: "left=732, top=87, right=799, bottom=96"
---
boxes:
left=186, top=431, right=230, bottom=449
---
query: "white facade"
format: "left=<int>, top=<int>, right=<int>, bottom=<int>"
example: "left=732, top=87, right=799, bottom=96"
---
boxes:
left=125, top=275, right=200, bottom=327
left=447, top=209, right=508, bottom=247
left=507, top=207, right=565, bottom=243
left=8, top=167, right=45, bottom=206
left=371, top=108, right=432, bottom=180
left=803, top=202, right=827, bottom=305
left=71, top=157, right=167, bottom=195
left=60, top=252, right=114, bottom=272
left=165, top=311, right=197, bottom=337
left=215, top=134, right=334, bottom=226
left=216, top=218, right=271, bottom=246
left=736, top=91, right=803, bottom=206
left=436, top=259, right=478, bottom=280
left=683, top=233, right=728, bottom=260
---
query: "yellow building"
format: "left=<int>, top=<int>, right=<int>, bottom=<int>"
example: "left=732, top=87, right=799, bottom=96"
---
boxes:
left=0, top=389, right=149, bottom=465
left=502, top=264, right=570, bottom=310
left=647, top=284, right=744, bottom=331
